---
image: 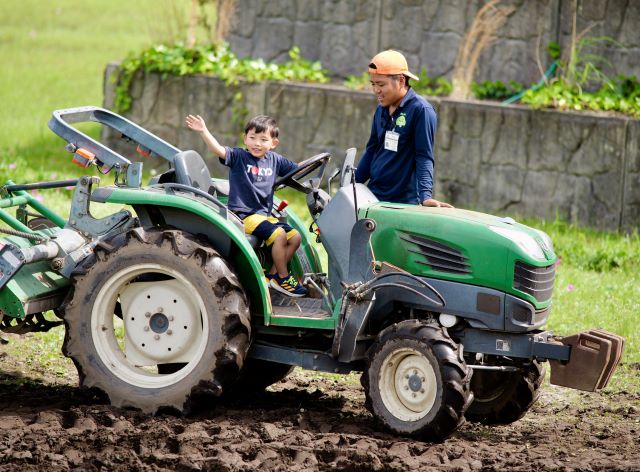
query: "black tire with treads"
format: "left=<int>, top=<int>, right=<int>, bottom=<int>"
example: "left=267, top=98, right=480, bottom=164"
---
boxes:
left=465, top=361, right=545, bottom=424
left=61, top=228, right=250, bottom=413
left=361, top=320, right=473, bottom=441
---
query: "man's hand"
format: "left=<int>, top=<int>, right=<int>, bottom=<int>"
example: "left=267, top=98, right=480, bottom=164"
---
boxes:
left=185, top=114, right=207, bottom=133
left=421, top=198, right=454, bottom=208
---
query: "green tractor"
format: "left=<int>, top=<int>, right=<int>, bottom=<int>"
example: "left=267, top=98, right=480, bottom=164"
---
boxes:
left=0, top=106, right=624, bottom=441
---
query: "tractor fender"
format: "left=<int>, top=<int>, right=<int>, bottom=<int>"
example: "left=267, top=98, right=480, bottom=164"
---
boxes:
left=92, top=187, right=271, bottom=318
left=335, top=272, right=446, bottom=363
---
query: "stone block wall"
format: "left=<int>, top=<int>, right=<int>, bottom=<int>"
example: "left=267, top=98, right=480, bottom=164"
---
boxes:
left=436, top=100, right=637, bottom=231
left=102, top=66, right=639, bottom=232
left=227, top=0, right=640, bottom=85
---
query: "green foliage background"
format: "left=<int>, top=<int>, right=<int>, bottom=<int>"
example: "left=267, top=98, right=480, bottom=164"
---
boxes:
left=0, top=0, right=184, bottom=187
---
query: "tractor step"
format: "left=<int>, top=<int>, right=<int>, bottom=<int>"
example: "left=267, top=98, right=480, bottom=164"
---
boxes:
left=270, top=293, right=331, bottom=319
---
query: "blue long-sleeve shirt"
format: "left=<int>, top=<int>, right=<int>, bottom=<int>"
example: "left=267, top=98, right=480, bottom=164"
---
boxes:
left=355, top=88, right=437, bottom=203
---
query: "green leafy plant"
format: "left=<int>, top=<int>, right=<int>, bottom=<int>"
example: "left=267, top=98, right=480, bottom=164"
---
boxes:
left=343, top=67, right=452, bottom=97
left=519, top=10, right=640, bottom=118
left=547, top=40, right=561, bottom=61
left=113, top=43, right=329, bottom=113
left=472, top=79, right=523, bottom=101
left=522, top=75, right=640, bottom=117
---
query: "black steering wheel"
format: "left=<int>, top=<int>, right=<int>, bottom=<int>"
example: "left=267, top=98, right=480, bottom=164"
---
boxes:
left=273, top=152, right=331, bottom=194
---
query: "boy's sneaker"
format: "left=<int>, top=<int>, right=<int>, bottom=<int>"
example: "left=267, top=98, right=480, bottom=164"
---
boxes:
left=270, top=274, right=307, bottom=298
left=265, top=272, right=276, bottom=284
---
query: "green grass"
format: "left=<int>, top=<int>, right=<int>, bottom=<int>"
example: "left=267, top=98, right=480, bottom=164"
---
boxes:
left=0, top=0, right=194, bottom=185
left=523, top=218, right=639, bottom=365
left=0, top=0, right=199, bottom=217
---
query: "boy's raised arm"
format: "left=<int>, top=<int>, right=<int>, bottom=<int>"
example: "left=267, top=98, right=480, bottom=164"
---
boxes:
left=185, top=114, right=226, bottom=159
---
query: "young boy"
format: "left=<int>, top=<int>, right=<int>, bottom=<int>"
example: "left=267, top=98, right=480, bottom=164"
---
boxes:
left=185, top=114, right=307, bottom=297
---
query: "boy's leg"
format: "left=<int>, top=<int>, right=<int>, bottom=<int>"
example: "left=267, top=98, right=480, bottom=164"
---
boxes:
left=243, top=214, right=306, bottom=296
left=269, top=230, right=306, bottom=296
left=265, top=223, right=301, bottom=277
left=270, top=230, right=289, bottom=278
left=284, top=232, right=301, bottom=263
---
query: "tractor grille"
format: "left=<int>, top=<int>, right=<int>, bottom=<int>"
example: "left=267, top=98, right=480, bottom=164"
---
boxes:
left=400, top=233, right=471, bottom=275
left=513, top=261, right=555, bottom=302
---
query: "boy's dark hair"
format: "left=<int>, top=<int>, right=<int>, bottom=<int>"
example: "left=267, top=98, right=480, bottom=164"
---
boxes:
left=244, top=115, right=279, bottom=138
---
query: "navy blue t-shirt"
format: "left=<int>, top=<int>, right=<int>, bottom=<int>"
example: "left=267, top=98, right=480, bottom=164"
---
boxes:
left=222, top=147, right=298, bottom=216
left=355, top=88, right=436, bottom=204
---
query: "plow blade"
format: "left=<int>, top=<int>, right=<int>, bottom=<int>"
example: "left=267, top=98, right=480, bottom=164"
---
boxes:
left=549, top=330, right=625, bottom=392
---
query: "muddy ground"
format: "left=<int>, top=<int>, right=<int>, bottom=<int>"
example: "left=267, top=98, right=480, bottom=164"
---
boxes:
left=0, top=347, right=638, bottom=471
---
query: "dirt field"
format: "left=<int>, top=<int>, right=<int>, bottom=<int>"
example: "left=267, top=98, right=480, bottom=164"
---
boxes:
left=0, top=346, right=638, bottom=471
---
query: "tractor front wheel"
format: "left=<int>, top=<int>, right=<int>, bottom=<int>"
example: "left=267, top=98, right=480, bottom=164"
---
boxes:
left=361, top=320, right=472, bottom=441
left=62, top=228, right=251, bottom=413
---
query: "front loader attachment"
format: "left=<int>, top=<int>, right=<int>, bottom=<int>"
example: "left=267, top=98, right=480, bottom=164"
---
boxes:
left=549, top=329, right=625, bottom=392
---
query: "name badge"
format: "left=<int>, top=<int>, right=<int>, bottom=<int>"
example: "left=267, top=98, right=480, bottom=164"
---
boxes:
left=384, top=130, right=399, bottom=152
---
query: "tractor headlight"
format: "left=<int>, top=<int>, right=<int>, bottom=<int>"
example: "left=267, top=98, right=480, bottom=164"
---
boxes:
left=489, top=226, right=546, bottom=261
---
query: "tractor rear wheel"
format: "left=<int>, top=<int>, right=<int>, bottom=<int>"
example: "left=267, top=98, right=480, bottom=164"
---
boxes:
left=465, top=361, right=545, bottom=424
left=62, top=228, right=251, bottom=413
left=361, top=320, right=472, bottom=441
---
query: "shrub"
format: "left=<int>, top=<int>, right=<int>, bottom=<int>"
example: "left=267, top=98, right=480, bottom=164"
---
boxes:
left=113, top=43, right=329, bottom=113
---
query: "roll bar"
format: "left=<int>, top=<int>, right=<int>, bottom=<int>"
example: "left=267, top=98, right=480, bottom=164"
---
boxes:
left=48, top=106, right=181, bottom=186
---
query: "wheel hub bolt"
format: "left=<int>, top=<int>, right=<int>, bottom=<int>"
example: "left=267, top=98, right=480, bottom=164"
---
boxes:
left=154, top=334, right=160, bottom=340
left=167, top=329, right=172, bottom=335
left=145, top=312, right=151, bottom=318
left=144, top=326, right=149, bottom=332
left=169, top=316, right=174, bottom=322
left=157, top=307, right=163, bottom=313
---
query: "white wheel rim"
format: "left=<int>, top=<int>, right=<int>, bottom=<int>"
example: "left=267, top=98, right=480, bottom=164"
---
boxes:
left=378, top=347, right=438, bottom=422
left=91, top=263, right=209, bottom=389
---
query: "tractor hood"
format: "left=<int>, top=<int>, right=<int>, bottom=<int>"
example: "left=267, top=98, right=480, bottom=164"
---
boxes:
left=362, top=203, right=557, bottom=308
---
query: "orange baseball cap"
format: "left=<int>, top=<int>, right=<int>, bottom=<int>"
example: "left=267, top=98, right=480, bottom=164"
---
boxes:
left=368, top=50, right=419, bottom=81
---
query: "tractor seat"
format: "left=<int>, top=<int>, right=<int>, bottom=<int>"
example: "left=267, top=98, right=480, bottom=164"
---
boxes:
left=211, top=179, right=229, bottom=197
left=173, top=150, right=214, bottom=194
left=171, top=151, right=261, bottom=248
left=226, top=211, right=261, bottom=248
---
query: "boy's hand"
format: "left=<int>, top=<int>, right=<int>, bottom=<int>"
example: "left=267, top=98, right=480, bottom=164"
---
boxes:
left=185, top=114, right=226, bottom=159
left=185, top=114, right=207, bottom=133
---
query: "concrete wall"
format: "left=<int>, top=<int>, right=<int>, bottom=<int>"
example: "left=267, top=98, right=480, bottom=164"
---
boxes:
left=227, top=0, right=640, bottom=85
left=102, top=66, right=639, bottom=232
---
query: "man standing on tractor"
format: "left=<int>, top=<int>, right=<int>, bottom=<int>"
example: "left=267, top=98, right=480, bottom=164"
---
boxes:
left=355, top=50, right=452, bottom=208
left=186, top=114, right=307, bottom=297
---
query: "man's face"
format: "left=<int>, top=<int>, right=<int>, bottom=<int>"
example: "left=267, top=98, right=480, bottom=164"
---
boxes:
left=369, top=73, right=405, bottom=108
left=243, top=128, right=279, bottom=158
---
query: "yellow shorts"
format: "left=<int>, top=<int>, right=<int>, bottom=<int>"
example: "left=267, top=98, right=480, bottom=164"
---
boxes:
left=242, top=214, right=299, bottom=246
